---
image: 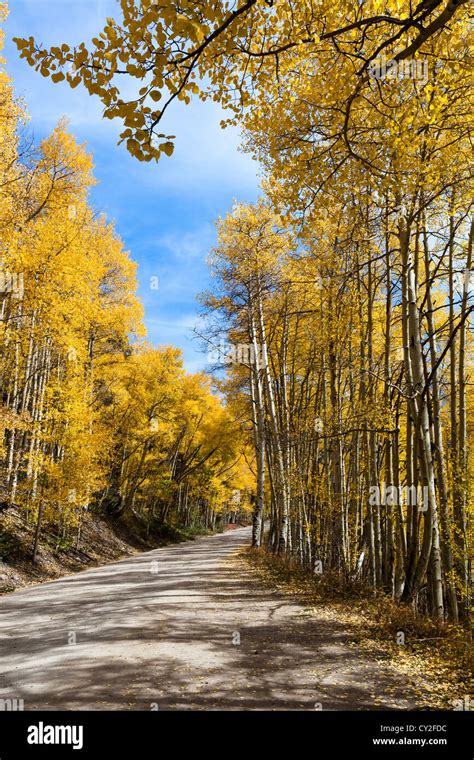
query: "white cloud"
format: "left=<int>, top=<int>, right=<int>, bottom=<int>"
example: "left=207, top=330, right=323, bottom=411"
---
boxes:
left=155, top=224, right=216, bottom=262
left=144, top=313, right=210, bottom=374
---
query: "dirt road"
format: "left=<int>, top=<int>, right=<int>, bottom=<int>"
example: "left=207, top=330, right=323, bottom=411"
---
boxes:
left=0, top=526, right=420, bottom=710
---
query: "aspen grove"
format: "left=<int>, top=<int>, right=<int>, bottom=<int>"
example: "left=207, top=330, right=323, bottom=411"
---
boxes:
left=12, top=0, right=474, bottom=623
left=0, top=3, right=253, bottom=561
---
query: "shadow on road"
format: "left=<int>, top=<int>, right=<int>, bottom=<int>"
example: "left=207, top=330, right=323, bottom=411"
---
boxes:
left=0, top=527, right=419, bottom=710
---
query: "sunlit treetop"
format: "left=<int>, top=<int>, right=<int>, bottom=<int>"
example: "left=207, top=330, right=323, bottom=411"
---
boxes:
left=13, top=0, right=471, bottom=162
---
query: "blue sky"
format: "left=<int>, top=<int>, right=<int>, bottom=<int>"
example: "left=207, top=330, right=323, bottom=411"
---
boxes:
left=3, top=0, right=260, bottom=372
